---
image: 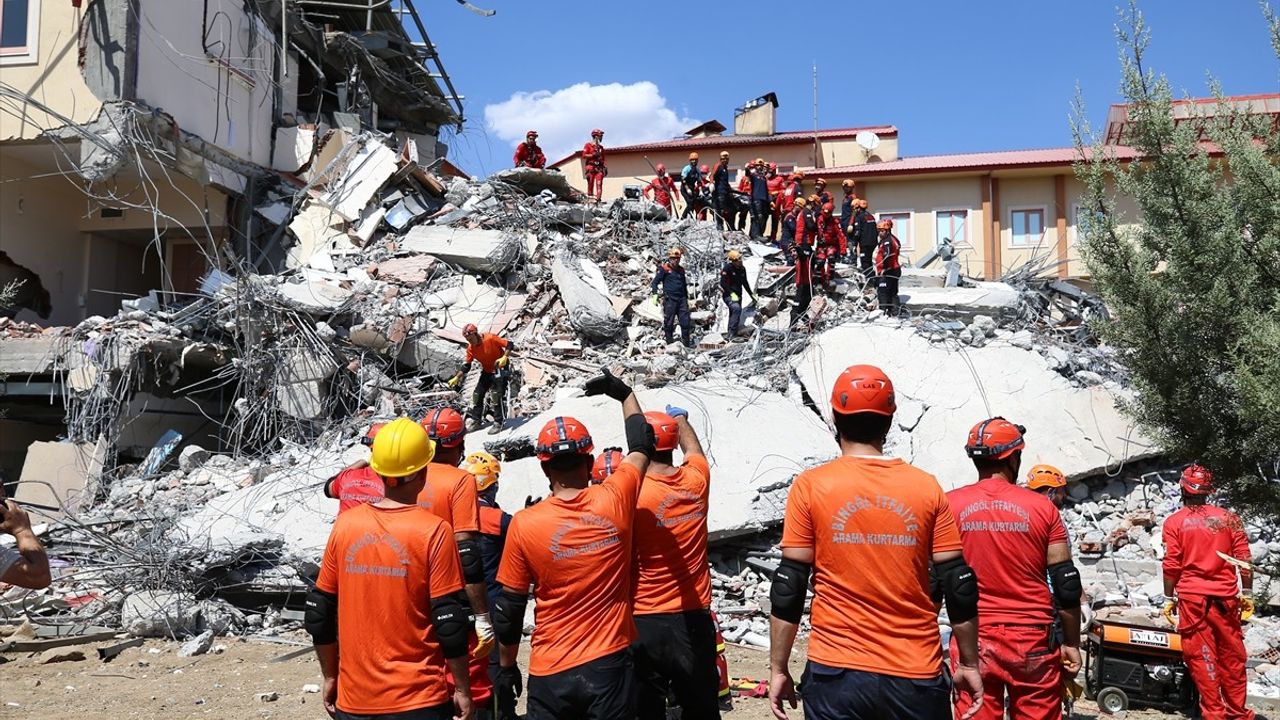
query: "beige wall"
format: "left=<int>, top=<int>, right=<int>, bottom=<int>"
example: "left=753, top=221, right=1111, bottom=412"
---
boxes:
left=820, top=136, right=900, bottom=167
left=0, top=0, right=101, bottom=140
left=854, top=176, right=988, bottom=275
left=998, top=176, right=1058, bottom=274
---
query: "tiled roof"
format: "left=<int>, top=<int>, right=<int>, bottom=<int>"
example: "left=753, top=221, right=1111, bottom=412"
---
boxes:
left=549, top=125, right=898, bottom=167
left=811, top=146, right=1143, bottom=177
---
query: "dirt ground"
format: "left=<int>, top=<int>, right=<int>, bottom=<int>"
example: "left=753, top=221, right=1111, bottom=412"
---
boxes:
left=0, top=633, right=1186, bottom=719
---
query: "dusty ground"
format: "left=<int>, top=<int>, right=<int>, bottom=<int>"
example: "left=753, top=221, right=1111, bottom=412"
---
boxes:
left=0, top=633, right=1189, bottom=719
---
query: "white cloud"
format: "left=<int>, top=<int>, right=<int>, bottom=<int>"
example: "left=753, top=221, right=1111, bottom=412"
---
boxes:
left=484, top=81, right=698, bottom=163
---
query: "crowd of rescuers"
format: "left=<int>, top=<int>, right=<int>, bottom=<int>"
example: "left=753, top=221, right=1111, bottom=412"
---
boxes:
left=307, top=362, right=1253, bottom=720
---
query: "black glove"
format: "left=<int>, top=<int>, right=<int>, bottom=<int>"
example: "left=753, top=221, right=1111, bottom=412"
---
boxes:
left=523, top=495, right=541, bottom=508
left=625, top=414, right=657, bottom=458
left=495, top=665, right=523, bottom=718
left=583, top=368, right=632, bottom=402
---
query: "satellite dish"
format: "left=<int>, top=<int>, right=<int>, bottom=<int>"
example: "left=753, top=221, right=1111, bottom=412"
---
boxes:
left=856, top=131, right=881, bottom=151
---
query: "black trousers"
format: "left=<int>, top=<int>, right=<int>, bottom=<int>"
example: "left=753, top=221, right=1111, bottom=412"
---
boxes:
left=336, top=704, right=454, bottom=720
left=633, top=610, right=722, bottom=720
left=526, top=648, right=635, bottom=720
left=859, top=243, right=876, bottom=286
left=877, top=267, right=901, bottom=315
left=790, top=282, right=813, bottom=326
left=724, top=296, right=743, bottom=337
left=663, top=296, right=692, bottom=345
left=799, top=661, right=951, bottom=720
left=713, top=193, right=732, bottom=229
left=469, top=371, right=507, bottom=423
left=749, top=198, right=770, bottom=238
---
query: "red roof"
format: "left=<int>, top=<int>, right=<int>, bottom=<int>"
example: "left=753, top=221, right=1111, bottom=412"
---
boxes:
left=549, top=125, right=898, bottom=167
left=811, top=146, right=1143, bottom=178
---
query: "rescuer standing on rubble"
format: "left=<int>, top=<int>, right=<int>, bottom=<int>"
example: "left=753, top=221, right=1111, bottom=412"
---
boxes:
left=854, top=199, right=878, bottom=286
left=491, top=369, right=656, bottom=720
left=449, top=324, right=514, bottom=434
left=767, top=163, right=786, bottom=241
left=583, top=129, right=607, bottom=202
left=748, top=158, right=771, bottom=239
left=514, top=131, right=546, bottom=169
left=306, top=417, right=475, bottom=720
left=323, top=423, right=388, bottom=513
left=769, top=365, right=984, bottom=720
left=631, top=406, right=720, bottom=719
left=466, top=450, right=514, bottom=720
left=720, top=250, right=755, bottom=340
left=779, top=196, right=804, bottom=263
left=711, top=151, right=733, bottom=230
left=946, top=418, right=1083, bottom=720
left=1161, top=464, right=1254, bottom=720
left=789, top=199, right=815, bottom=328
left=652, top=247, right=693, bottom=347
left=813, top=203, right=846, bottom=292
left=644, top=164, right=679, bottom=214
left=874, top=218, right=902, bottom=316
left=681, top=153, right=703, bottom=219
left=839, top=180, right=859, bottom=263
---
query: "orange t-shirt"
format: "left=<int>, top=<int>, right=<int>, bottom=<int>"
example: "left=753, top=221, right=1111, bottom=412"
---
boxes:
left=633, top=454, right=712, bottom=614
left=316, top=503, right=465, bottom=714
left=497, top=463, right=642, bottom=676
left=465, top=333, right=509, bottom=373
left=325, top=466, right=385, bottom=514
left=781, top=455, right=962, bottom=679
left=416, top=463, right=481, bottom=533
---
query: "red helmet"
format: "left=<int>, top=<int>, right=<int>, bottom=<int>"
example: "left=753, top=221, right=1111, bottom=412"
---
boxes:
left=526, top=130, right=538, bottom=138
left=591, top=447, right=626, bottom=483
left=644, top=411, right=679, bottom=452
left=700, top=164, right=709, bottom=174
left=655, top=163, right=667, bottom=174
left=965, top=417, right=1026, bottom=460
left=421, top=407, right=466, bottom=448
left=830, top=365, right=896, bottom=416
left=463, top=323, right=479, bottom=336
left=360, top=422, right=387, bottom=447
left=591, top=128, right=604, bottom=137
left=768, top=162, right=778, bottom=171
left=1180, top=464, right=1213, bottom=495
left=535, top=416, right=594, bottom=462
left=822, top=203, right=834, bottom=215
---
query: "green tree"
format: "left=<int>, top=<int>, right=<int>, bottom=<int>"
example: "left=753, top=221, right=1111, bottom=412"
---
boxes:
left=1073, top=1, right=1280, bottom=516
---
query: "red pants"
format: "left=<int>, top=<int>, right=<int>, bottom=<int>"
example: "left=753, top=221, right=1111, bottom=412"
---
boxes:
left=950, top=623, right=1061, bottom=720
left=585, top=170, right=604, bottom=200
left=1180, top=595, right=1252, bottom=720
left=769, top=205, right=782, bottom=241
left=445, top=632, right=494, bottom=708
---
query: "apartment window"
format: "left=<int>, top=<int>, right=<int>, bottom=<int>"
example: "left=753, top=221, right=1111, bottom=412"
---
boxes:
left=879, top=212, right=913, bottom=250
left=0, top=0, right=38, bottom=64
left=935, top=209, right=969, bottom=248
left=1010, top=208, right=1045, bottom=248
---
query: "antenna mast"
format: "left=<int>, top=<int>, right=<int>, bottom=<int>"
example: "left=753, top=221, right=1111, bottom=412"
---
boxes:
left=812, top=63, right=819, bottom=168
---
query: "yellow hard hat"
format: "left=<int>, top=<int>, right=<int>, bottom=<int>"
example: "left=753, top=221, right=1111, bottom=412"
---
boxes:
left=1027, top=464, right=1067, bottom=490
left=369, top=417, right=435, bottom=481
left=465, top=451, right=502, bottom=492
left=727, top=249, right=741, bottom=261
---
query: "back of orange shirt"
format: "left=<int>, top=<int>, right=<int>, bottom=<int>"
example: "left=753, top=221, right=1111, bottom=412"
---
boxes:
left=416, top=463, right=480, bottom=533
left=633, top=454, right=712, bottom=614
left=316, top=504, right=464, bottom=714
left=781, top=456, right=961, bottom=679
left=497, top=463, right=642, bottom=676
left=465, top=334, right=509, bottom=374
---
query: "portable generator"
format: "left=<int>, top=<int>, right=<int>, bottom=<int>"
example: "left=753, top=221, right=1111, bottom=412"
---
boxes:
left=1084, top=618, right=1198, bottom=715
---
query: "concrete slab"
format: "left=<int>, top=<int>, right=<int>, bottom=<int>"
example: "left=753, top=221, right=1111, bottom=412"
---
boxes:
left=491, top=167, right=574, bottom=199
left=436, top=275, right=527, bottom=336
left=900, top=281, right=1020, bottom=320
left=286, top=201, right=351, bottom=271
left=397, top=333, right=463, bottom=379
left=400, top=226, right=524, bottom=274
left=322, top=139, right=398, bottom=221
left=275, top=278, right=353, bottom=313
left=791, top=323, right=1158, bottom=490
left=551, top=255, right=624, bottom=342
left=899, top=268, right=947, bottom=288
left=0, top=337, right=62, bottom=374
left=16, top=437, right=108, bottom=520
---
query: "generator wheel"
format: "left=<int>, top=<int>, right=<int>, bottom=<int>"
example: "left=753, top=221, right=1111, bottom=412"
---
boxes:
left=1096, top=687, right=1129, bottom=715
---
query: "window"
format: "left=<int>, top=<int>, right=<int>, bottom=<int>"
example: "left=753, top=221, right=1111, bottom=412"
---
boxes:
left=879, top=212, right=913, bottom=250
left=1073, top=204, right=1105, bottom=243
left=0, top=0, right=38, bottom=64
left=1010, top=208, right=1045, bottom=248
left=935, top=209, right=969, bottom=248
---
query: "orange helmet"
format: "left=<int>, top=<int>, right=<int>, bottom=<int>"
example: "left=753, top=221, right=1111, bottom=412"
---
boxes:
left=591, top=447, right=626, bottom=483
left=792, top=171, right=805, bottom=180
left=830, top=365, right=896, bottom=416
left=877, top=218, right=894, bottom=230
left=1180, top=464, right=1213, bottom=495
left=841, top=179, right=854, bottom=189
left=1026, top=464, right=1066, bottom=490
left=535, top=416, right=594, bottom=461
left=814, top=178, right=826, bottom=187
left=360, top=422, right=387, bottom=447
left=965, top=417, right=1026, bottom=460
left=645, top=411, right=679, bottom=452
left=421, top=407, right=466, bottom=448
left=463, top=323, right=479, bottom=336
left=689, top=152, right=699, bottom=161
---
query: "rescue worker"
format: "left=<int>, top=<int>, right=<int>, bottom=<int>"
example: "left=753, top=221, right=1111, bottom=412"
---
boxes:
left=946, top=418, right=1083, bottom=720
left=323, top=423, right=387, bottom=513
left=735, top=165, right=752, bottom=231
left=767, top=163, right=786, bottom=241
left=854, top=199, right=879, bottom=286
left=812, top=177, right=833, bottom=210
left=720, top=249, right=756, bottom=340
left=789, top=199, right=816, bottom=328
left=813, top=203, right=846, bottom=291
left=632, top=406, right=719, bottom=720
left=591, top=447, right=626, bottom=485
left=711, top=151, right=733, bottom=230
left=583, top=129, right=606, bottom=202
left=802, top=194, right=820, bottom=243
left=874, top=218, right=902, bottom=316
left=466, top=450, right=514, bottom=720
left=839, top=180, right=859, bottom=263
left=643, top=165, right=679, bottom=214
left=514, top=131, right=546, bottom=169
left=651, top=247, right=693, bottom=347
left=449, top=324, right=514, bottom=434
left=306, top=418, right=475, bottom=720
left=779, top=196, right=805, bottom=263
left=1026, top=464, right=1068, bottom=511
left=769, top=365, right=983, bottom=720
left=776, top=172, right=803, bottom=250
left=748, top=158, right=771, bottom=239
left=0, top=489, right=51, bottom=590
left=492, top=369, right=657, bottom=720
left=680, top=152, right=702, bottom=218
left=696, top=164, right=712, bottom=220
left=1161, top=465, right=1254, bottom=720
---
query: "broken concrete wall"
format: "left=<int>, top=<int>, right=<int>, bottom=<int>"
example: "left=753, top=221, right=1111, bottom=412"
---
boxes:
left=550, top=254, right=624, bottom=342
left=400, top=226, right=525, bottom=274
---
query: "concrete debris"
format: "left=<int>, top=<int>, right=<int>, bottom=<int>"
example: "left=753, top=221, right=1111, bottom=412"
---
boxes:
left=550, top=254, right=624, bottom=341
left=38, top=649, right=86, bottom=664
left=400, top=226, right=524, bottom=274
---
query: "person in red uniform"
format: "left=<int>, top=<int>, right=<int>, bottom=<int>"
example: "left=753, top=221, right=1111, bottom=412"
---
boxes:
left=874, top=218, right=902, bottom=316
left=769, top=365, right=983, bottom=720
left=766, top=163, right=786, bottom=241
left=491, top=369, right=657, bottom=720
left=583, top=129, right=606, bottom=202
left=735, top=165, right=752, bottom=231
left=813, top=203, right=846, bottom=291
left=812, top=178, right=833, bottom=210
left=323, top=423, right=387, bottom=513
left=776, top=171, right=802, bottom=244
left=514, top=130, right=546, bottom=168
left=946, top=418, right=1083, bottom=720
left=449, top=324, right=514, bottom=434
left=1161, top=465, right=1254, bottom=720
left=789, top=199, right=816, bottom=328
left=644, top=164, right=679, bottom=213
left=632, top=406, right=719, bottom=720
left=779, top=196, right=805, bottom=263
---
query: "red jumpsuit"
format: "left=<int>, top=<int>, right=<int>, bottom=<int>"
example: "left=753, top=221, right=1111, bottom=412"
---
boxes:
left=513, top=142, right=546, bottom=168
left=777, top=178, right=801, bottom=213
left=582, top=141, right=606, bottom=200
left=1163, top=504, right=1252, bottom=720
left=643, top=175, right=678, bottom=211
left=767, top=174, right=786, bottom=240
left=812, top=214, right=844, bottom=286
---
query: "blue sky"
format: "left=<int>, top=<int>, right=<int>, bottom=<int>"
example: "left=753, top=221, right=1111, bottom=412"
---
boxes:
left=416, top=0, right=1279, bottom=176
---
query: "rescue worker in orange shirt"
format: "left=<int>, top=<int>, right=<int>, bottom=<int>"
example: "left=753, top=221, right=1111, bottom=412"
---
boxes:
left=466, top=451, right=515, bottom=720
left=449, top=324, right=514, bottom=434
left=769, top=365, right=983, bottom=720
left=305, top=418, right=475, bottom=720
left=323, top=423, right=387, bottom=513
left=1161, top=465, right=1254, bottom=720
left=583, top=129, right=606, bottom=202
left=643, top=164, right=680, bottom=214
left=514, top=131, right=546, bottom=169
left=946, top=418, right=1083, bottom=720
left=734, top=165, right=752, bottom=231
left=491, top=369, right=657, bottom=720
left=632, top=405, right=720, bottom=720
